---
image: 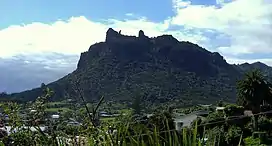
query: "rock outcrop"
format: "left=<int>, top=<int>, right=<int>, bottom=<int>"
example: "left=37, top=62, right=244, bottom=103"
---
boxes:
left=8, top=28, right=272, bottom=104
left=106, top=28, right=122, bottom=42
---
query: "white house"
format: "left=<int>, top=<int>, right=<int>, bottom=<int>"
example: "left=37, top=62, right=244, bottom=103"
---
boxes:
left=216, top=107, right=225, bottom=112
left=51, top=114, right=60, bottom=119
left=30, top=110, right=37, bottom=113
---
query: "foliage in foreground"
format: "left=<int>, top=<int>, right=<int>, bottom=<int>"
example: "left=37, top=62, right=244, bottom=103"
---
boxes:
left=1, top=70, right=272, bottom=145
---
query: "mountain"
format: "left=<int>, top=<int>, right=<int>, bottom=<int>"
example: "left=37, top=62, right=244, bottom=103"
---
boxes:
left=237, top=62, right=272, bottom=82
left=4, top=28, right=272, bottom=105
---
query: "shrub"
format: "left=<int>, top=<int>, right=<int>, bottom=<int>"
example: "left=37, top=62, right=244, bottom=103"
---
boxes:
left=244, top=136, right=262, bottom=146
left=225, top=125, right=242, bottom=145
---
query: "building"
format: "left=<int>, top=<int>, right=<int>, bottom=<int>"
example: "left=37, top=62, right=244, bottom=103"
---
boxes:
left=173, top=110, right=209, bottom=131
left=99, top=111, right=114, bottom=117
left=67, top=119, right=82, bottom=126
left=244, top=110, right=253, bottom=117
left=174, top=121, right=184, bottom=131
left=30, top=110, right=37, bottom=113
left=216, top=107, right=225, bottom=112
left=51, top=114, right=60, bottom=119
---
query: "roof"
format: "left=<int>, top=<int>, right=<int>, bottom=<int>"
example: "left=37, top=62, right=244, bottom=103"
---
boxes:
left=100, top=114, right=112, bottom=117
left=216, top=107, right=225, bottom=110
left=100, top=111, right=108, bottom=114
left=51, top=115, right=60, bottom=119
left=244, top=110, right=253, bottom=116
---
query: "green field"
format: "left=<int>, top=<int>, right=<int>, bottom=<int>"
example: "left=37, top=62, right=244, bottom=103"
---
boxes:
left=45, top=107, right=73, bottom=113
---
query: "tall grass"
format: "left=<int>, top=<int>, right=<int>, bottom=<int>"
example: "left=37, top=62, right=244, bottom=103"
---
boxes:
left=62, top=120, right=207, bottom=146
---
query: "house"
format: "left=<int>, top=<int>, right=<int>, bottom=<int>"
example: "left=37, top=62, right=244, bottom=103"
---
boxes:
left=146, top=114, right=154, bottom=118
left=100, top=113, right=113, bottom=117
left=51, top=114, right=60, bottom=119
left=173, top=110, right=209, bottom=131
left=30, top=110, right=37, bottom=113
left=244, top=110, right=253, bottom=117
left=100, top=111, right=107, bottom=115
left=174, top=121, right=184, bottom=131
left=4, top=126, right=47, bottom=135
left=195, top=110, right=209, bottom=117
left=174, top=114, right=198, bottom=129
left=99, top=111, right=113, bottom=117
left=216, top=107, right=225, bottom=112
left=67, top=119, right=82, bottom=126
left=198, top=104, right=212, bottom=108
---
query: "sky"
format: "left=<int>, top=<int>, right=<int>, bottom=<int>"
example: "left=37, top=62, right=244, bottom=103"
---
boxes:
left=0, top=0, right=271, bottom=93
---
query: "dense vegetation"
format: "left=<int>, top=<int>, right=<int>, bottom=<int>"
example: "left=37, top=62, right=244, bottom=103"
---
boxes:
left=194, top=70, right=272, bottom=145
left=3, top=28, right=272, bottom=107
left=0, top=70, right=272, bottom=145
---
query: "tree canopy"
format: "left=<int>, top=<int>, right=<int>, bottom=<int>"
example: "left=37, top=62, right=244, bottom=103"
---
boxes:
left=237, top=69, right=272, bottom=113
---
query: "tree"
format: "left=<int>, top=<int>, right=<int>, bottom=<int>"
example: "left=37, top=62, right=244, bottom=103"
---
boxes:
left=131, top=95, right=141, bottom=115
left=264, top=81, right=272, bottom=105
left=237, top=69, right=272, bottom=130
left=217, top=99, right=224, bottom=107
left=237, top=70, right=272, bottom=110
left=41, top=83, right=46, bottom=88
left=225, top=126, right=242, bottom=145
left=0, top=92, right=7, bottom=97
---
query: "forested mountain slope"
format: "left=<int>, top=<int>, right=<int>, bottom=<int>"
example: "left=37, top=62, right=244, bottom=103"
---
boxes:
left=5, top=28, right=272, bottom=105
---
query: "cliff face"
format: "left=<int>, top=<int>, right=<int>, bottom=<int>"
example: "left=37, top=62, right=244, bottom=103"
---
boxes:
left=8, top=28, right=272, bottom=105
left=78, top=28, right=232, bottom=76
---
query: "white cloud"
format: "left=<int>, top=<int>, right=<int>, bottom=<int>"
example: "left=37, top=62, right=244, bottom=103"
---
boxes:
left=216, top=0, right=225, bottom=5
left=0, top=16, right=163, bottom=58
left=168, top=29, right=209, bottom=45
left=0, top=15, right=207, bottom=58
left=106, top=17, right=169, bottom=37
left=217, top=46, right=251, bottom=55
left=0, top=16, right=108, bottom=58
left=170, top=0, right=272, bottom=55
left=172, top=0, right=191, bottom=11
left=125, top=13, right=134, bottom=16
left=215, top=0, right=232, bottom=5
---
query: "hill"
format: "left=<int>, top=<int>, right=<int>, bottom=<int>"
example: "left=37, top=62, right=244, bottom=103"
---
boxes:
left=4, top=28, right=272, bottom=105
left=237, top=62, right=272, bottom=82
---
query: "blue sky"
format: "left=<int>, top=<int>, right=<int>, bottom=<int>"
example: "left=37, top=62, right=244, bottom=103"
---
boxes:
left=0, top=0, right=224, bottom=28
left=0, top=0, right=271, bottom=93
left=0, top=0, right=174, bottom=27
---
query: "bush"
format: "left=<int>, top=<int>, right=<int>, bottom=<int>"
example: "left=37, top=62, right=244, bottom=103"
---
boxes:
left=258, top=116, right=272, bottom=134
left=244, top=136, right=262, bottom=146
left=225, top=125, right=242, bottom=145
left=204, top=112, right=225, bottom=129
left=224, top=104, right=244, bottom=117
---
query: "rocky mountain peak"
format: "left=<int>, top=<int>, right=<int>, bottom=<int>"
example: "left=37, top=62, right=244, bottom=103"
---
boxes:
left=9, top=28, right=271, bottom=104
left=105, top=28, right=122, bottom=42
left=138, top=30, right=145, bottom=37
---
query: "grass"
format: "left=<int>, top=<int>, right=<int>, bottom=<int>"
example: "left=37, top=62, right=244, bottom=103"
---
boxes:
left=84, top=121, right=203, bottom=146
left=1, top=119, right=209, bottom=146
left=119, top=109, right=133, bottom=115
left=45, top=107, right=73, bottom=113
left=101, top=117, right=115, bottom=122
left=47, top=101, right=64, bottom=105
left=46, top=100, right=76, bottom=106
